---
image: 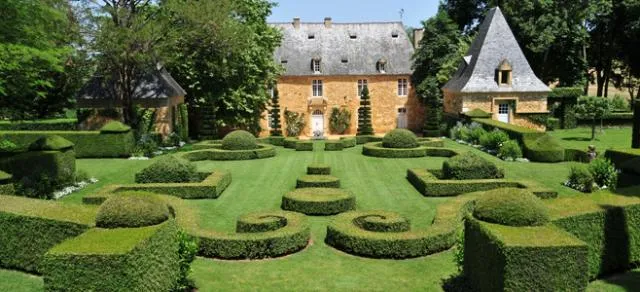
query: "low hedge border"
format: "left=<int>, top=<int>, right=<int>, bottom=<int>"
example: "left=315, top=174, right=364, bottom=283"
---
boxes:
left=192, top=140, right=222, bottom=150
left=295, top=141, right=313, bottom=151
left=417, top=137, right=445, bottom=147
left=284, top=137, right=299, bottom=149
left=356, top=135, right=383, bottom=145
left=82, top=171, right=232, bottom=203
left=0, top=131, right=134, bottom=158
left=307, top=164, right=331, bottom=175
left=324, top=140, right=343, bottom=151
left=604, top=149, right=640, bottom=168
left=0, top=195, right=97, bottom=273
left=406, top=168, right=557, bottom=198
left=281, top=188, right=356, bottom=215
left=296, top=175, right=340, bottom=188
left=0, top=119, right=78, bottom=131
left=0, top=171, right=14, bottom=195
left=180, top=144, right=276, bottom=161
left=339, top=137, right=357, bottom=148
left=268, top=136, right=285, bottom=146
left=472, top=118, right=545, bottom=142
left=363, top=142, right=459, bottom=158
left=565, top=148, right=591, bottom=162
left=43, top=221, right=180, bottom=291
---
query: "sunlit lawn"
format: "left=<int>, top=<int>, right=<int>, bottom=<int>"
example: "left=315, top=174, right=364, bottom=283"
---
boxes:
left=547, top=126, right=632, bottom=151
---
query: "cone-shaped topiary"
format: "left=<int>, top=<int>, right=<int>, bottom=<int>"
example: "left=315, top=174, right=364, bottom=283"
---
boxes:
left=99, top=121, right=131, bottom=133
left=135, top=155, right=198, bottom=183
left=95, top=192, right=172, bottom=228
left=270, top=87, right=283, bottom=136
left=28, top=135, right=74, bottom=151
left=222, top=130, right=258, bottom=150
left=357, top=86, right=374, bottom=135
left=473, top=188, right=550, bottom=227
left=382, top=129, right=419, bottom=149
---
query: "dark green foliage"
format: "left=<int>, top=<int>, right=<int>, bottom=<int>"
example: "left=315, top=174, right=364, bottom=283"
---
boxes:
left=95, top=192, right=172, bottom=228
left=355, top=135, right=382, bottom=145
left=473, top=188, right=550, bottom=226
left=307, top=164, right=331, bottom=175
left=0, top=196, right=95, bottom=273
left=135, top=156, right=198, bottom=184
left=479, top=129, right=509, bottom=150
left=464, top=218, right=589, bottom=292
left=324, top=140, right=343, bottom=151
left=589, top=157, right=618, bottom=189
left=567, top=164, right=595, bottom=193
left=28, top=135, right=74, bottom=151
left=382, top=129, right=419, bottom=149
left=575, top=96, right=612, bottom=140
left=621, top=157, right=640, bottom=176
left=357, top=87, right=373, bottom=135
left=283, top=137, right=298, bottom=149
left=468, top=126, right=487, bottom=145
left=564, top=148, right=590, bottom=162
left=281, top=188, right=356, bottom=215
left=176, top=104, right=189, bottom=142
left=329, top=107, right=351, bottom=134
left=548, top=88, right=581, bottom=129
left=174, top=230, right=198, bottom=292
left=295, top=141, right=313, bottom=151
left=0, top=139, right=17, bottom=153
left=0, top=149, right=75, bottom=199
left=548, top=87, right=584, bottom=99
left=442, top=152, right=503, bottom=180
left=43, top=221, right=180, bottom=292
left=269, top=136, right=285, bottom=146
left=523, top=134, right=566, bottom=162
left=633, top=101, right=640, bottom=148
left=546, top=117, right=560, bottom=131
left=463, top=108, right=491, bottom=118
left=134, top=134, right=159, bottom=157
left=362, top=142, right=429, bottom=158
left=339, top=137, right=356, bottom=148
left=100, top=121, right=132, bottom=133
left=197, top=211, right=310, bottom=259
left=0, top=131, right=135, bottom=158
left=221, top=130, right=258, bottom=150
left=604, top=149, right=640, bottom=168
left=181, top=144, right=276, bottom=161
left=296, top=175, right=340, bottom=188
left=0, top=119, right=78, bottom=131
left=0, top=170, right=11, bottom=183
left=498, top=140, right=523, bottom=159
left=284, top=110, right=306, bottom=137
left=471, top=118, right=544, bottom=142
left=270, top=88, right=283, bottom=136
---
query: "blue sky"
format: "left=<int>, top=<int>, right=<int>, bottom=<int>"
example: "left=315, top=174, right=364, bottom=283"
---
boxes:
left=267, top=0, right=439, bottom=28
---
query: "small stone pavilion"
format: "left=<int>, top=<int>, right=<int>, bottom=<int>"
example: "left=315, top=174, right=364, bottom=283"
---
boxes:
left=442, top=7, right=550, bottom=130
left=77, top=67, right=186, bottom=136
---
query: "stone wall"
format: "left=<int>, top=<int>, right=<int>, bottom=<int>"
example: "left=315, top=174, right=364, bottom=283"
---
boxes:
left=262, top=75, right=423, bottom=136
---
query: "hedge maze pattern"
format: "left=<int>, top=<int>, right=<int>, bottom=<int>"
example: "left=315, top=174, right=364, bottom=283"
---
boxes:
left=282, top=165, right=355, bottom=215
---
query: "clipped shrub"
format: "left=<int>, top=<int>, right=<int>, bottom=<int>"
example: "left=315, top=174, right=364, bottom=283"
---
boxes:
left=296, top=175, right=340, bottom=188
left=283, top=137, right=298, bottom=149
left=547, top=118, right=560, bottom=131
left=95, top=192, right=172, bottom=228
left=295, top=141, right=313, bottom=151
left=339, top=137, right=357, bottom=148
left=99, top=121, right=131, bottom=133
left=567, top=164, right=595, bottom=193
left=307, top=164, right=331, bottom=175
left=589, top=157, right=618, bottom=189
left=479, top=129, right=509, bottom=150
left=324, top=140, right=344, bottom=151
left=498, top=140, right=523, bottom=160
left=362, top=142, right=428, bottom=158
left=28, top=135, right=74, bottom=151
left=382, top=129, right=418, bottom=149
left=0, top=131, right=135, bottom=158
left=473, top=188, right=550, bottom=226
left=523, top=134, right=565, bottom=162
left=134, top=134, right=158, bottom=157
left=0, top=170, right=11, bottom=183
left=468, top=126, right=487, bottom=145
left=221, top=130, right=258, bottom=150
left=135, top=156, right=198, bottom=184
left=181, top=145, right=276, bottom=161
left=281, top=188, right=356, bottom=215
left=442, top=152, right=504, bottom=180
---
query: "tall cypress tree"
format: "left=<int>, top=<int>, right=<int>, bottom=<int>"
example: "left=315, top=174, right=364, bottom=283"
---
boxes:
left=357, top=86, right=374, bottom=135
left=633, top=100, right=640, bottom=148
left=270, top=87, right=283, bottom=136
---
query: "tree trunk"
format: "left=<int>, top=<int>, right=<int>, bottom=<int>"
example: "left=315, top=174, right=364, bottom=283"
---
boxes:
left=591, top=118, right=596, bottom=140
left=633, top=100, right=640, bottom=148
left=604, top=73, right=610, bottom=98
left=596, top=69, right=605, bottom=97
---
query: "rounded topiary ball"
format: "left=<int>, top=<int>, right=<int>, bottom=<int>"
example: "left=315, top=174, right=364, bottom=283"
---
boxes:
left=382, top=129, right=418, bottom=149
left=95, top=192, right=172, bottom=228
left=473, top=188, right=550, bottom=227
left=135, top=155, right=198, bottom=183
left=222, top=130, right=258, bottom=150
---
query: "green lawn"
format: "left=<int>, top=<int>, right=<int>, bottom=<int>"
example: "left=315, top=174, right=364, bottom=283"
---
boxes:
left=4, top=139, right=639, bottom=291
left=547, top=127, right=632, bottom=151
left=0, top=269, right=42, bottom=292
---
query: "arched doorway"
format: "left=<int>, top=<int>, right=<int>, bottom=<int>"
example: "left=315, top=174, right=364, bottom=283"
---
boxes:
left=311, top=109, right=324, bottom=137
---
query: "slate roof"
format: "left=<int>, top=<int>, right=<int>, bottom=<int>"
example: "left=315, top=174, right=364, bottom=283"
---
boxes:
left=271, top=21, right=414, bottom=76
left=443, top=7, right=550, bottom=93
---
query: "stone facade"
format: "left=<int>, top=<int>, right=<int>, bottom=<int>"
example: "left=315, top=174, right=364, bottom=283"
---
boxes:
left=261, top=75, right=423, bottom=136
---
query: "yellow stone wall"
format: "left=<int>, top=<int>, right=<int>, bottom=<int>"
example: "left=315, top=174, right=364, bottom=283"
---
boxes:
left=261, top=75, right=423, bottom=136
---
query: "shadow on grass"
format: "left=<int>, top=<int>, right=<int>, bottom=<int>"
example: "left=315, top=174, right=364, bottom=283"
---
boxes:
left=562, top=137, right=597, bottom=142
left=441, top=274, right=475, bottom=292
left=598, top=271, right=640, bottom=291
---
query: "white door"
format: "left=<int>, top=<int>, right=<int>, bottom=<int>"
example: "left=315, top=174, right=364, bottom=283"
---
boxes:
left=497, top=103, right=510, bottom=123
left=311, top=110, right=324, bottom=137
left=397, top=108, right=407, bottom=129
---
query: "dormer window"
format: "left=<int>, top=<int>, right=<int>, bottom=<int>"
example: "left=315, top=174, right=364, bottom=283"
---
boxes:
left=341, top=57, right=348, bottom=64
left=376, top=58, right=387, bottom=73
left=391, top=31, right=399, bottom=38
left=281, top=59, right=288, bottom=64
left=311, top=58, right=321, bottom=73
left=349, top=33, right=357, bottom=39
left=496, top=59, right=512, bottom=86
left=308, top=33, right=315, bottom=39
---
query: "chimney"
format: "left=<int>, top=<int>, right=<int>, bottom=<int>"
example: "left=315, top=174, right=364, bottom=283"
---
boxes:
left=293, top=17, right=300, bottom=29
left=413, top=28, right=424, bottom=49
left=324, top=17, right=332, bottom=28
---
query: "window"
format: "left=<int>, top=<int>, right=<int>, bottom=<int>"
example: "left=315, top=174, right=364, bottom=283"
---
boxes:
left=341, top=58, right=349, bottom=63
left=281, top=59, right=288, bottom=64
left=267, top=115, right=273, bottom=129
left=357, top=80, right=368, bottom=96
left=391, top=31, right=399, bottom=38
left=312, top=59, right=321, bottom=73
left=308, top=33, right=315, bottom=39
left=496, top=59, right=512, bottom=86
left=397, top=79, right=408, bottom=96
left=500, top=70, right=511, bottom=85
left=498, top=103, right=509, bottom=115
left=377, top=59, right=386, bottom=73
left=312, top=80, right=323, bottom=97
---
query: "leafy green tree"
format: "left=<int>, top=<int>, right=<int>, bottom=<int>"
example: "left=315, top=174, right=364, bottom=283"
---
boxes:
left=329, top=107, right=351, bottom=134
left=270, top=87, right=283, bottom=136
left=575, top=96, right=612, bottom=140
left=357, top=87, right=374, bottom=135
left=411, top=8, right=467, bottom=137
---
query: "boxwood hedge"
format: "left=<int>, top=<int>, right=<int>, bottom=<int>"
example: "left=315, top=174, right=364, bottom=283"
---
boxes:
left=355, top=135, right=383, bottom=145
left=0, top=148, right=76, bottom=196
left=604, top=148, right=640, bottom=168
left=0, top=119, right=78, bottom=131
left=442, top=152, right=504, bottom=180
left=324, top=140, right=343, bottom=151
left=284, top=137, right=299, bottom=149
left=0, top=131, right=134, bottom=158
left=281, top=188, right=356, bottom=215
left=307, top=164, right=331, bottom=175
left=43, top=221, right=180, bottom=292
left=135, top=156, right=199, bottom=184
left=417, top=137, right=445, bottom=147
left=296, top=175, right=340, bottom=188
left=523, top=134, right=565, bottom=162
left=95, top=192, right=172, bottom=228
left=295, top=141, right=314, bottom=151
left=180, top=144, right=276, bottom=161
left=339, top=137, right=357, bottom=148
left=362, top=142, right=428, bottom=158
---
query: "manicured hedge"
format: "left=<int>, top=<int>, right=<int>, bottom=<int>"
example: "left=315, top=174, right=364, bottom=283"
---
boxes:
left=324, top=140, right=343, bottom=151
left=196, top=211, right=310, bottom=259
left=135, top=156, right=199, bottom=184
left=191, top=140, right=222, bottom=150
left=281, top=188, right=356, bottom=215
left=269, top=136, right=285, bottom=146
left=295, top=141, right=313, bottom=151
left=362, top=142, right=429, bottom=158
left=417, top=137, right=444, bottom=147
left=0, top=119, right=78, bottom=131
left=284, top=137, right=299, bottom=149
left=464, top=217, right=589, bottom=292
left=472, top=118, right=544, bottom=142
left=0, top=171, right=14, bottom=195
left=604, top=148, right=640, bottom=168
left=355, top=135, right=383, bottom=145
left=442, top=152, right=503, bottom=180
left=222, top=130, right=258, bottom=150
left=523, top=134, right=565, bottom=162
left=95, top=192, right=172, bottom=228
left=382, top=129, right=418, bottom=149
left=180, top=144, right=276, bottom=161
left=0, top=195, right=96, bottom=273
left=577, top=112, right=635, bottom=126
left=339, top=137, right=357, bottom=148
left=565, top=148, right=590, bottom=162
left=463, top=108, right=492, bottom=118
left=43, top=221, right=180, bottom=291
left=425, top=147, right=459, bottom=157
left=307, top=164, right=331, bottom=175
left=296, top=175, right=340, bottom=188
left=0, top=148, right=76, bottom=194
left=473, top=188, right=549, bottom=227
left=406, top=168, right=557, bottom=198
left=0, top=131, right=135, bottom=158
left=83, top=171, right=232, bottom=203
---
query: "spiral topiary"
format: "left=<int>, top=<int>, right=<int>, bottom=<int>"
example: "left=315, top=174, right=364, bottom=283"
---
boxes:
left=473, top=188, right=550, bottom=227
left=95, top=192, right=172, bottom=228
left=382, top=129, right=418, bottom=149
left=221, top=130, right=258, bottom=150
